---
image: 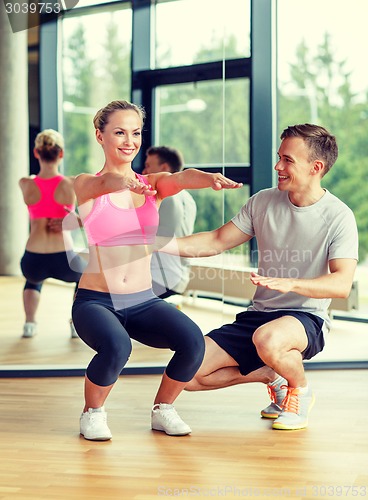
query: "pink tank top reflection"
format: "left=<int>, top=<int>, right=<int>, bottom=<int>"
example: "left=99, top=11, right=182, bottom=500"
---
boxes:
left=83, top=173, right=159, bottom=247
left=28, top=175, right=74, bottom=219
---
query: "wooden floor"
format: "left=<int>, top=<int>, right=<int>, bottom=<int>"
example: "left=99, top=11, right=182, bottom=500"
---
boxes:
left=0, top=372, right=367, bottom=499
left=1, top=276, right=368, bottom=370
left=0, top=277, right=368, bottom=498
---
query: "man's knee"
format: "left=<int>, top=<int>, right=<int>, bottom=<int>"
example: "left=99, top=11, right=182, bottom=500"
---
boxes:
left=253, top=327, right=281, bottom=362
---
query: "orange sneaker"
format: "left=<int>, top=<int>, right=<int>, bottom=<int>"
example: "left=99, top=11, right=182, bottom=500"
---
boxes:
left=261, top=376, right=288, bottom=419
left=272, top=385, right=315, bottom=430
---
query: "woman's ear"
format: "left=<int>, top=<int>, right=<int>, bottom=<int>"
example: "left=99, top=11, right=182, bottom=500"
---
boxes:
left=95, top=128, right=103, bottom=145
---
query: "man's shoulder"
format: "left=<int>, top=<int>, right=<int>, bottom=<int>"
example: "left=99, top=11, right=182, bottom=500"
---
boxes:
left=322, top=189, right=355, bottom=217
left=159, top=194, right=184, bottom=217
left=177, top=189, right=195, bottom=201
left=180, top=189, right=197, bottom=207
left=255, top=187, right=278, bottom=196
left=250, top=187, right=283, bottom=206
left=162, top=189, right=196, bottom=208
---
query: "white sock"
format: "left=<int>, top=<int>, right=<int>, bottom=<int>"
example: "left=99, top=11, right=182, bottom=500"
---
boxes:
left=87, top=406, right=104, bottom=413
left=298, top=385, right=309, bottom=394
left=269, top=375, right=285, bottom=386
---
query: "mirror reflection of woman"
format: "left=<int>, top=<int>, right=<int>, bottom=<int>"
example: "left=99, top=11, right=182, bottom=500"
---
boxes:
left=19, top=129, right=86, bottom=338
left=72, top=100, right=243, bottom=441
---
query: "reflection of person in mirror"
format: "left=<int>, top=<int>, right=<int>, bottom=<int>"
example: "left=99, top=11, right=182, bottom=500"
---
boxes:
left=162, top=124, right=358, bottom=431
left=143, top=146, right=197, bottom=299
left=72, top=99, right=243, bottom=441
left=19, top=129, right=86, bottom=339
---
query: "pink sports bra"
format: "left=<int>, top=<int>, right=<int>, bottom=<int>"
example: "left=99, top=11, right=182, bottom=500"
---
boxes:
left=27, top=175, right=74, bottom=220
left=83, top=173, right=159, bottom=247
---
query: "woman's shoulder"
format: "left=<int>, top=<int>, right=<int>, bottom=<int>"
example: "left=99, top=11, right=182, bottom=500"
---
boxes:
left=55, top=175, right=76, bottom=196
left=19, top=176, right=39, bottom=204
left=19, top=174, right=36, bottom=184
left=73, top=172, right=106, bottom=205
left=57, top=175, right=77, bottom=189
left=73, top=172, right=95, bottom=190
left=61, top=174, right=75, bottom=181
left=142, top=171, right=170, bottom=190
left=19, top=176, right=37, bottom=194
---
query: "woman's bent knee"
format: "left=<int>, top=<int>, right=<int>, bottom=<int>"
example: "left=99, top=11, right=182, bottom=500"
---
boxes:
left=87, top=342, right=131, bottom=386
left=166, top=334, right=205, bottom=383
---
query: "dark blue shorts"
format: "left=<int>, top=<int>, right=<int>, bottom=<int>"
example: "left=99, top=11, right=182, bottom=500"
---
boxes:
left=206, top=310, right=325, bottom=376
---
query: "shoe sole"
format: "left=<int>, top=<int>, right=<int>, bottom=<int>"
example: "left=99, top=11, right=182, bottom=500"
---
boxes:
left=272, top=394, right=315, bottom=430
left=261, top=403, right=283, bottom=419
left=151, top=426, right=191, bottom=436
left=272, top=420, right=308, bottom=430
left=261, top=411, right=281, bottom=419
left=80, top=432, right=112, bottom=441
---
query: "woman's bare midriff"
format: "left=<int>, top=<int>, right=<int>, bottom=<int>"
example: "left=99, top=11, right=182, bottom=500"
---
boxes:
left=78, top=244, right=154, bottom=294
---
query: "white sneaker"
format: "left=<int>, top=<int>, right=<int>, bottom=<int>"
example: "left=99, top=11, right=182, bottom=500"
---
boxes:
left=151, top=403, right=191, bottom=436
left=80, top=407, right=112, bottom=441
left=70, top=320, right=79, bottom=338
left=22, top=322, right=37, bottom=338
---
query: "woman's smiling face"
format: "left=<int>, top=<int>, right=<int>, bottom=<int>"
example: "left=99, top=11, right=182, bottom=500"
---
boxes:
left=96, top=109, right=143, bottom=165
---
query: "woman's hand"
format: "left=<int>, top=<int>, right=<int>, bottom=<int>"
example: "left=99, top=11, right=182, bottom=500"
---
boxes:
left=123, top=177, right=157, bottom=196
left=209, top=173, right=243, bottom=191
left=153, top=169, right=243, bottom=199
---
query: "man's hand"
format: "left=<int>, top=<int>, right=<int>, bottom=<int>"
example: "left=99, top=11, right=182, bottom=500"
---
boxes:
left=250, top=272, right=294, bottom=294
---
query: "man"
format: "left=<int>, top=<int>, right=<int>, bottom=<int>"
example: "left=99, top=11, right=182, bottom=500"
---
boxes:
left=168, top=124, right=358, bottom=430
left=143, top=146, right=197, bottom=299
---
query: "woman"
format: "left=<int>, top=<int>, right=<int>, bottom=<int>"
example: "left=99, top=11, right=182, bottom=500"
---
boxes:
left=72, top=100, right=243, bottom=441
left=19, top=129, right=86, bottom=338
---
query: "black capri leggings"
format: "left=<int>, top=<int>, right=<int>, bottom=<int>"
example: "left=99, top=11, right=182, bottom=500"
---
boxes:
left=20, top=250, right=86, bottom=292
left=72, top=288, right=205, bottom=386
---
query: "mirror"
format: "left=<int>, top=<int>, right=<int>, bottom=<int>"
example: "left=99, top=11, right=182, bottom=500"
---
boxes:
left=1, top=0, right=252, bottom=375
left=3, top=0, right=365, bottom=376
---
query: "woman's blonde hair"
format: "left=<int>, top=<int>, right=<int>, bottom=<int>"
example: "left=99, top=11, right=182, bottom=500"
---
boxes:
left=93, top=100, right=146, bottom=132
left=34, top=129, right=64, bottom=162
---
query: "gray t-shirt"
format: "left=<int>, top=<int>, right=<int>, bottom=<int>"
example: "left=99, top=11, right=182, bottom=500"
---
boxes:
left=152, top=190, right=197, bottom=294
left=232, top=188, right=358, bottom=330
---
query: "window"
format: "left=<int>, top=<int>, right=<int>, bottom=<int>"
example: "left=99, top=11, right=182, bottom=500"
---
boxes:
left=278, top=0, right=368, bottom=327
left=155, top=79, right=249, bottom=166
left=61, top=3, right=132, bottom=174
left=71, top=0, right=122, bottom=8
left=155, top=0, right=250, bottom=68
